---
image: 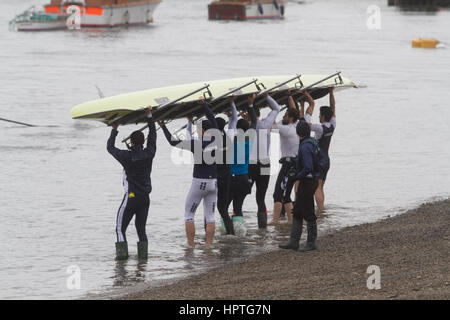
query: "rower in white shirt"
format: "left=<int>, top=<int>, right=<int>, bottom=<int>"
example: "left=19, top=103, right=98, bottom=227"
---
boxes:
left=269, top=92, right=301, bottom=225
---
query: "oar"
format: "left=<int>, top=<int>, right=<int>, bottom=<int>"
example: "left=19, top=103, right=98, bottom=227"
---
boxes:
left=0, top=117, right=36, bottom=127
left=256, top=74, right=302, bottom=98
left=121, top=84, right=211, bottom=143
left=279, top=71, right=342, bottom=112
left=220, top=71, right=342, bottom=126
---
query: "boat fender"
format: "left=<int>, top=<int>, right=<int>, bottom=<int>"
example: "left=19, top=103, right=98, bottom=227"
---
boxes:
left=258, top=2, right=264, bottom=15
left=273, top=0, right=279, bottom=10
left=280, top=4, right=285, bottom=16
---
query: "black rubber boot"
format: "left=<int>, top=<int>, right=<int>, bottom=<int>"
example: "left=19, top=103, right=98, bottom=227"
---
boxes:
left=115, top=241, right=129, bottom=260
left=223, top=217, right=235, bottom=235
left=299, top=220, right=317, bottom=252
left=257, top=211, right=267, bottom=229
left=137, top=241, right=148, bottom=260
left=279, top=218, right=303, bottom=250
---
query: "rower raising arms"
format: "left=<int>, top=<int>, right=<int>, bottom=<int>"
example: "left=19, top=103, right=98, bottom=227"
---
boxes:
left=158, top=100, right=219, bottom=248
left=226, top=94, right=257, bottom=236
left=248, top=94, right=281, bottom=229
left=269, top=96, right=300, bottom=225
left=215, top=96, right=238, bottom=236
left=304, top=87, right=336, bottom=211
left=107, top=107, right=156, bottom=261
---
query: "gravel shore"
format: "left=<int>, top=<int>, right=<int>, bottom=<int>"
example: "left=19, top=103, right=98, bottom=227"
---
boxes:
left=122, top=199, right=449, bottom=300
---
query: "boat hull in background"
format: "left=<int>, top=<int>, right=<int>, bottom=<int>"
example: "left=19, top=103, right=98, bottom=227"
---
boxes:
left=209, top=0, right=286, bottom=21
left=15, top=20, right=67, bottom=31
left=44, top=0, right=161, bottom=28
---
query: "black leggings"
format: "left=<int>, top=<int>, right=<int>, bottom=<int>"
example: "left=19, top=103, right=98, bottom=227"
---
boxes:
left=116, top=193, right=149, bottom=243
left=227, top=174, right=251, bottom=217
left=217, top=168, right=233, bottom=225
left=248, top=162, right=271, bottom=213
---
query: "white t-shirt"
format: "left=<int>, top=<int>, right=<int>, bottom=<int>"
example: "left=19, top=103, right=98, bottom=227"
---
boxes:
left=250, top=96, right=280, bottom=163
left=305, top=113, right=336, bottom=140
left=272, top=120, right=299, bottom=158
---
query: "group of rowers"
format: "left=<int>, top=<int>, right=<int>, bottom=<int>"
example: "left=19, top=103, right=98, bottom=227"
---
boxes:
left=107, top=87, right=336, bottom=260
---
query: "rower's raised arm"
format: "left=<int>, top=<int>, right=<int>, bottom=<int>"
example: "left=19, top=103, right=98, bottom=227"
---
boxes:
left=303, top=90, right=315, bottom=116
left=287, top=94, right=297, bottom=110
left=330, top=87, right=336, bottom=118
left=203, top=102, right=218, bottom=129
left=145, top=108, right=157, bottom=159
left=248, top=104, right=257, bottom=130
left=260, top=94, right=280, bottom=128
left=186, top=117, right=195, bottom=140
left=266, top=94, right=281, bottom=112
left=299, top=100, right=305, bottom=119
left=228, top=101, right=238, bottom=130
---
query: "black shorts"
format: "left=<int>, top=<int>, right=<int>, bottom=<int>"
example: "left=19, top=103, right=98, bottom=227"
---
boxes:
left=273, top=160, right=295, bottom=203
left=318, top=162, right=330, bottom=181
left=293, top=178, right=318, bottom=222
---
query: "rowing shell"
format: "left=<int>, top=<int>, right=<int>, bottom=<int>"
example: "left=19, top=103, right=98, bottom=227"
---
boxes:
left=70, top=74, right=356, bottom=126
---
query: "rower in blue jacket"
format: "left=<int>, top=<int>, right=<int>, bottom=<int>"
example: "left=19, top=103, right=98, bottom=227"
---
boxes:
left=279, top=120, right=320, bottom=252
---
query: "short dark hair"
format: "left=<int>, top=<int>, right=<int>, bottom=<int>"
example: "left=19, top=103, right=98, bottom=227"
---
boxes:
left=320, top=106, right=333, bottom=122
left=237, top=118, right=250, bottom=132
left=215, top=117, right=226, bottom=132
left=130, top=131, right=145, bottom=145
left=296, top=120, right=311, bottom=138
left=201, top=120, right=213, bottom=131
left=287, top=108, right=300, bottom=122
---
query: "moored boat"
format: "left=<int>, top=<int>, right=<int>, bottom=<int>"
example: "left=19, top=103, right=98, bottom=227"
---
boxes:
left=208, top=0, right=286, bottom=21
left=9, top=6, right=68, bottom=31
left=44, top=0, right=162, bottom=27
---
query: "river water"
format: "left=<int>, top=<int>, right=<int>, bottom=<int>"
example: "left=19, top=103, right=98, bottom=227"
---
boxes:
left=0, top=0, right=449, bottom=299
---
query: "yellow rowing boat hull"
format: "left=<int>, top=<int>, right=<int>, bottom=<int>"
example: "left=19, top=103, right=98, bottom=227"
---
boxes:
left=70, top=74, right=356, bottom=125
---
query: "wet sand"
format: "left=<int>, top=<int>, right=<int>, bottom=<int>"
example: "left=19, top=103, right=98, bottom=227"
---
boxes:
left=122, top=199, right=449, bottom=300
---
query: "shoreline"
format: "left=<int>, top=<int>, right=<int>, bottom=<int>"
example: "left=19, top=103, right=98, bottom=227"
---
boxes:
left=119, top=199, right=449, bottom=300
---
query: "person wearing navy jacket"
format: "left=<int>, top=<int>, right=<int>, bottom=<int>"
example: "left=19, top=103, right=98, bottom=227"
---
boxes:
left=279, top=120, right=319, bottom=252
left=107, top=106, right=156, bottom=261
left=158, top=99, right=219, bottom=248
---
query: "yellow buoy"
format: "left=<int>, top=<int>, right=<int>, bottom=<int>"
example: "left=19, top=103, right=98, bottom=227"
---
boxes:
left=412, top=38, right=422, bottom=48
left=412, top=38, right=439, bottom=49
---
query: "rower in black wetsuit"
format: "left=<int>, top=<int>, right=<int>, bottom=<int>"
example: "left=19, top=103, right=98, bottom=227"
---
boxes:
left=107, top=107, right=156, bottom=261
left=215, top=97, right=238, bottom=235
left=304, top=87, right=336, bottom=211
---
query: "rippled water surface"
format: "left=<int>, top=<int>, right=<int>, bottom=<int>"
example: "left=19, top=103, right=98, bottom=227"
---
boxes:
left=0, top=0, right=449, bottom=299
